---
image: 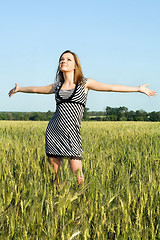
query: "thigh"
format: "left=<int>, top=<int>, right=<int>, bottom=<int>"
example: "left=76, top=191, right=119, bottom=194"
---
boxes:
left=69, top=159, right=83, bottom=173
left=69, top=159, right=84, bottom=185
left=48, top=156, right=63, bottom=173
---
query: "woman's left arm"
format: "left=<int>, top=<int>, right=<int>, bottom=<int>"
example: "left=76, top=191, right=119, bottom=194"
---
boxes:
left=86, top=78, right=156, bottom=97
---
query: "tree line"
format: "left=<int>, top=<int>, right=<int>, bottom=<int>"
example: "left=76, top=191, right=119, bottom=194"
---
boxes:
left=86, top=106, right=160, bottom=121
left=0, top=111, right=54, bottom=121
left=1, top=106, right=160, bottom=121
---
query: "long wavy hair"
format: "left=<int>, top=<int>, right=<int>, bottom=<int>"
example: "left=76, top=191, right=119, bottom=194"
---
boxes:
left=56, top=50, right=84, bottom=85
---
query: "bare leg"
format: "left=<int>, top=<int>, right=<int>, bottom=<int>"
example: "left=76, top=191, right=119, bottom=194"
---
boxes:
left=69, top=159, right=84, bottom=185
left=48, top=157, right=62, bottom=185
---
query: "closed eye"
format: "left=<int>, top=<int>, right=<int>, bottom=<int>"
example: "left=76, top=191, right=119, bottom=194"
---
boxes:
left=60, top=58, right=72, bottom=61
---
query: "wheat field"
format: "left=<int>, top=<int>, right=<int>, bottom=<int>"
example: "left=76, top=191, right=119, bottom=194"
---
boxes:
left=0, top=121, right=160, bottom=239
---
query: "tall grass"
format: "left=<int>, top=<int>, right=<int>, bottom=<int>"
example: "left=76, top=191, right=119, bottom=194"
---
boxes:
left=0, top=121, right=160, bottom=239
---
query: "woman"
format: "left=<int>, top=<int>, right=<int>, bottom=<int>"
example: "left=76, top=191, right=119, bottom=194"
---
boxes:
left=8, top=50, right=156, bottom=185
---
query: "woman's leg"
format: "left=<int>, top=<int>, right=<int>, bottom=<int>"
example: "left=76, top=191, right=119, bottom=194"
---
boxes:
left=48, top=157, right=63, bottom=184
left=69, top=159, right=84, bottom=185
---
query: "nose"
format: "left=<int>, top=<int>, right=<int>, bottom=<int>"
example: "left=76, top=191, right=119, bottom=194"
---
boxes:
left=61, top=59, right=66, bottom=63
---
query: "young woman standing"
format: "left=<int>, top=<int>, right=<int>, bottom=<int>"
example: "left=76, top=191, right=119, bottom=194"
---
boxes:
left=9, top=50, right=156, bottom=185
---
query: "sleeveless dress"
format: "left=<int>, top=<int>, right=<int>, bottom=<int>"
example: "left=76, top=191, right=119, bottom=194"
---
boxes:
left=45, top=78, right=88, bottom=159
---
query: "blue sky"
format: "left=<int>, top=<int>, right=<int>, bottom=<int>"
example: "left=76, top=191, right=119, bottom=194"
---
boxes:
left=1, top=0, right=160, bottom=112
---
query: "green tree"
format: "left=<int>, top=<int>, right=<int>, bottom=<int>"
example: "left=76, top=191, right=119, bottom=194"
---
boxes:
left=83, top=108, right=89, bottom=121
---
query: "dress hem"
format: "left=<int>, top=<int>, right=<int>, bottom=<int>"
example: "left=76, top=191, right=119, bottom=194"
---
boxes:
left=46, top=153, right=82, bottom=160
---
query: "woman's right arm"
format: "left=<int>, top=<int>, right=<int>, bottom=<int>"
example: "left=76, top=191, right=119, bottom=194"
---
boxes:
left=8, top=83, right=55, bottom=98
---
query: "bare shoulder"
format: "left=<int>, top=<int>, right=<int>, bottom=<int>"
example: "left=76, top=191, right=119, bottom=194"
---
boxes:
left=83, top=78, right=93, bottom=94
left=85, top=78, right=101, bottom=87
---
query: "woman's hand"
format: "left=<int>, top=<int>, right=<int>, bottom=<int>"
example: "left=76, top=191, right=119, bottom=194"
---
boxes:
left=139, top=84, right=157, bottom=97
left=8, top=83, right=19, bottom=98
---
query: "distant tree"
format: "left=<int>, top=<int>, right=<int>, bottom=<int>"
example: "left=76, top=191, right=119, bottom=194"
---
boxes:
left=119, top=116, right=127, bottom=121
left=0, top=113, right=3, bottom=120
left=88, top=111, right=105, bottom=116
left=90, top=116, right=105, bottom=121
left=46, top=110, right=54, bottom=121
left=125, top=110, right=135, bottom=121
left=117, top=107, right=128, bottom=121
left=135, top=110, right=148, bottom=121
left=106, top=106, right=115, bottom=115
left=83, top=108, right=89, bottom=120
left=149, top=111, right=160, bottom=122
left=118, top=106, right=128, bottom=113
left=7, top=113, right=14, bottom=120
left=29, top=112, right=43, bottom=121
left=105, top=106, right=128, bottom=121
left=105, top=115, right=118, bottom=121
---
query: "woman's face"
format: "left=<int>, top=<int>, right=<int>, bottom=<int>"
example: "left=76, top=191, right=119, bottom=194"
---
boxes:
left=59, top=53, right=75, bottom=72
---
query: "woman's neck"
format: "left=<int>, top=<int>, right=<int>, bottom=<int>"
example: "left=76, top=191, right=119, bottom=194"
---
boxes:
left=62, top=71, right=75, bottom=87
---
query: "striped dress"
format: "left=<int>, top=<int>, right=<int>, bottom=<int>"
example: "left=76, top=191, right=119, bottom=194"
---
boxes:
left=45, top=78, right=88, bottom=159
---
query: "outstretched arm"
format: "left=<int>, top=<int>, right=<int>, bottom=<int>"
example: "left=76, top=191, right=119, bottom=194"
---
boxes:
left=8, top=83, right=55, bottom=98
left=86, top=79, right=156, bottom=97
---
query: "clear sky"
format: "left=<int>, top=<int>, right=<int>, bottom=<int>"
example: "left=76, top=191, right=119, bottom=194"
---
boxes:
left=1, top=0, right=160, bottom=113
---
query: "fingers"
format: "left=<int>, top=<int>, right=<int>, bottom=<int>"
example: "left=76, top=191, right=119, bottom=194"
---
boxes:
left=150, top=90, right=157, bottom=96
left=8, top=88, right=14, bottom=97
left=8, top=83, right=17, bottom=98
left=147, top=90, right=157, bottom=97
left=8, top=90, right=12, bottom=97
left=8, top=87, right=15, bottom=97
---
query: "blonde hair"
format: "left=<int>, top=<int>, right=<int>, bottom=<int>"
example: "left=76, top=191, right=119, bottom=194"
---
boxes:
left=56, top=50, right=84, bottom=85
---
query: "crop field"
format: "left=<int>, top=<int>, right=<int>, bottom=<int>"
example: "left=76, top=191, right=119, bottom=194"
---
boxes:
left=0, top=121, right=160, bottom=239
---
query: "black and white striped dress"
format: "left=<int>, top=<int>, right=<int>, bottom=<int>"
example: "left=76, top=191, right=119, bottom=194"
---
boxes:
left=45, top=78, right=88, bottom=159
